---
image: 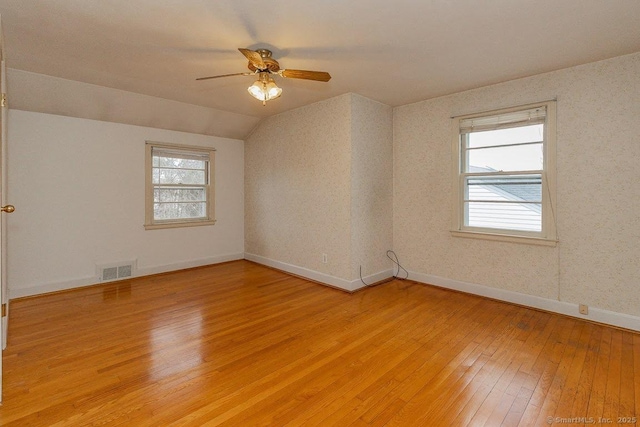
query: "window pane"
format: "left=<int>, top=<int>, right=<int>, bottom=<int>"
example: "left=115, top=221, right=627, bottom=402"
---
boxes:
left=153, top=168, right=206, bottom=185
left=466, top=175, right=541, bottom=203
left=154, top=202, right=207, bottom=220
left=465, top=201, right=541, bottom=232
left=466, top=142, right=542, bottom=172
left=467, top=124, right=543, bottom=148
left=154, top=187, right=206, bottom=203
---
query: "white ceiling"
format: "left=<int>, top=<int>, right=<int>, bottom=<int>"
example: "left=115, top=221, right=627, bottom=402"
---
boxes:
left=1, top=0, right=639, bottom=127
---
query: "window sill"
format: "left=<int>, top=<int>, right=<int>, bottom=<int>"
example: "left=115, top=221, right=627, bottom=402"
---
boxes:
left=144, top=219, right=216, bottom=230
left=450, top=230, right=557, bottom=247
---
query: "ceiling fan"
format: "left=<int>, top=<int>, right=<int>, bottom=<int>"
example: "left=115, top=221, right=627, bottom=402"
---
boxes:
left=197, top=48, right=331, bottom=105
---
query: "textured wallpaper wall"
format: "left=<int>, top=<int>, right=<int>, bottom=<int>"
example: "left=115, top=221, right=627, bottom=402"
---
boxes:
left=245, top=93, right=393, bottom=284
left=393, top=52, right=640, bottom=317
left=350, top=95, right=394, bottom=281
left=245, top=94, right=353, bottom=280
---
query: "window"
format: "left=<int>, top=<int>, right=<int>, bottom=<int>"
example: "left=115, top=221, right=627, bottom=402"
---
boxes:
left=145, top=142, right=216, bottom=229
left=451, top=101, right=557, bottom=244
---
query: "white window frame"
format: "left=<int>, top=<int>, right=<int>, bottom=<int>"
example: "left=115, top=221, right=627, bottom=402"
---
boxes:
left=450, top=101, right=557, bottom=246
left=144, top=141, right=216, bottom=230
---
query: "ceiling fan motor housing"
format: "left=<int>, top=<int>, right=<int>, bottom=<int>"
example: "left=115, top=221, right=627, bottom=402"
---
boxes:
left=247, top=49, right=280, bottom=73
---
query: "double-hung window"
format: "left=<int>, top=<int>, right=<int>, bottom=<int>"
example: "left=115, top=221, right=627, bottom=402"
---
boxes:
left=451, top=101, right=557, bottom=244
left=145, top=142, right=216, bottom=229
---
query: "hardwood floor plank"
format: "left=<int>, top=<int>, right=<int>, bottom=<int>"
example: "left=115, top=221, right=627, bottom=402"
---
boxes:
left=585, top=327, right=612, bottom=422
left=388, top=303, right=536, bottom=425
left=619, top=331, right=636, bottom=419
left=553, top=322, right=596, bottom=417
left=218, top=304, right=427, bottom=426
left=570, top=325, right=602, bottom=418
left=518, top=316, right=578, bottom=425
left=502, top=385, right=534, bottom=426
left=0, top=260, right=638, bottom=426
left=634, top=334, right=640, bottom=420
left=602, top=329, right=623, bottom=420
left=532, top=319, right=585, bottom=425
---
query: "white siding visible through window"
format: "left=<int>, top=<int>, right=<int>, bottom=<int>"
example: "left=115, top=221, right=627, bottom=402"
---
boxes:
left=467, top=185, right=541, bottom=232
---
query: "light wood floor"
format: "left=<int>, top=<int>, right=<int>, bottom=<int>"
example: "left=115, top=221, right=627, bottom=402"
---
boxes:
left=0, top=260, right=638, bottom=426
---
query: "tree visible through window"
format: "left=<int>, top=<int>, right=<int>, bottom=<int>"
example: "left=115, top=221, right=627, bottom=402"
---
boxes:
left=145, top=143, right=216, bottom=229
left=451, top=102, right=557, bottom=243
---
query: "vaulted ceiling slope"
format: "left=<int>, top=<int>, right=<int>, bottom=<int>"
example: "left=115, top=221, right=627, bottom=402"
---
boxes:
left=0, top=0, right=639, bottom=139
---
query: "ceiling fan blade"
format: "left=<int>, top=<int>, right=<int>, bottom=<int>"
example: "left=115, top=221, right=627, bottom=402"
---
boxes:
left=196, top=72, right=252, bottom=81
left=238, top=48, right=266, bottom=70
left=280, top=69, right=331, bottom=82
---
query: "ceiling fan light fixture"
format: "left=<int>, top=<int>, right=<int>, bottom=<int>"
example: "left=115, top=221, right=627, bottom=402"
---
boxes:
left=247, top=73, right=282, bottom=105
left=197, top=48, right=330, bottom=105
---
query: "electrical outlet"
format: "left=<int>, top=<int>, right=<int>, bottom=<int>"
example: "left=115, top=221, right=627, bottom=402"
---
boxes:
left=579, top=304, right=589, bottom=315
left=322, top=253, right=328, bottom=264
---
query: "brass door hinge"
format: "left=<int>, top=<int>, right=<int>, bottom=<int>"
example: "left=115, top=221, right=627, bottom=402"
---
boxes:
left=1, top=303, right=6, bottom=317
left=1, top=93, right=6, bottom=108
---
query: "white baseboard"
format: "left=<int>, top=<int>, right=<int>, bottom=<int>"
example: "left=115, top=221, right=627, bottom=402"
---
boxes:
left=10, top=276, right=99, bottom=299
left=10, top=253, right=245, bottom=299
left=408, top=270, right=640, bottom=332
left=136, top=253, right=244, bottom=278
left=244, top=253, right=393, bottom=292
left=355, top=268, right=396, bottom=290
left=16, top=254, right=635, bottom=332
